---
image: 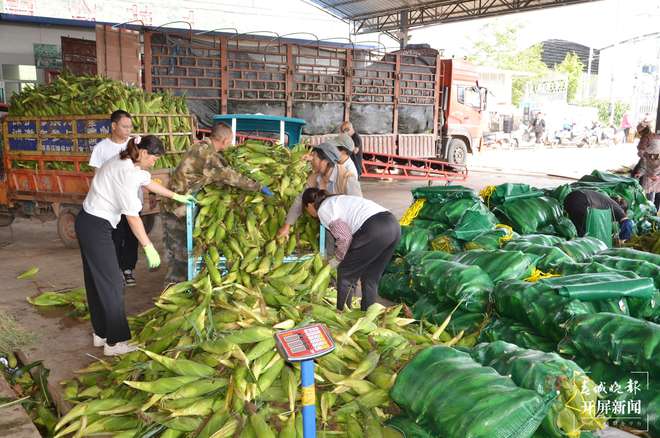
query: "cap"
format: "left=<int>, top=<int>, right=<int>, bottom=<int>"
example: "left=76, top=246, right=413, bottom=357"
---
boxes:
left=333, top=133, right=355, bottom=152
left=313, top=142, right=341, bottom=164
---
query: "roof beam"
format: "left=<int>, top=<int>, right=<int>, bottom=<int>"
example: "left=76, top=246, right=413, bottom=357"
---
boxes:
left=316, top=0, right=604, bottom=34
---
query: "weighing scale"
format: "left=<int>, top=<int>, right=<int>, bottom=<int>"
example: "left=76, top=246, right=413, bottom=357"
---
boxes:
left=274, top=323, right=335, bottom=438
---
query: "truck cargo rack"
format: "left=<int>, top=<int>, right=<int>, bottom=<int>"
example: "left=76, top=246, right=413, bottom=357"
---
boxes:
left=360, top=152, right=468, bottom=182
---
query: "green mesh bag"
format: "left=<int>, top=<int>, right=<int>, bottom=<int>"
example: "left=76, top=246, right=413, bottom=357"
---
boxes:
left=557, top=237, right=608, bottom=262
left=450, top=208, right=498, bottom=241
left=478, top=318, right=556, bottom=353
left=391, top=346, right=557, bottom=438
left=465, top=226, right=518, bottom=251
left=409, top=258, right=493, bottom=312
left=396, top=227, right=432, bottom=256
left=515, top=234, right=566, bottom=246
left=493, top=196, right=564, bottom=235
left=489, top=183, right=545, bottom=207
left=503, top=240, right=573, bottom=272
left=600, top=247, right=660, bottom=266
left=429, top=307, right=488, bottom=336
left=385, top=416, right=434, bottom=438
left=492, top=275, right=633, bottom=341
left=554, top=216, right=579, bottom=239
left=379, top=272, right=416, bottom=304
left=559, top=312, right=660, bottom=373
left=453, top=249, right=537, bottom=283
left=412, top=185, right=477, bottom=202
left=592, top=255, right=660, bottom=289
left=470, top=342, right=606, bottom=438
left=418, top=197, right=484, bottom=226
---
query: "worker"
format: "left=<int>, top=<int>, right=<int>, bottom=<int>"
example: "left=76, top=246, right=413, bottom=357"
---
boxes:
left=89, top=110, right=140, bottom=287
left=532, top=112, right=546, bottom=144
left=339, top=121, right=363, bottom=177
left=277, top=141, right=362, bottom=242
left=301, top=188, right=400, bottom=310
left=634, top=137, right=660, bottom=211
left=334, top=133, right=361, bottom=186
left=76, top=135, right=195, bottom=356
left=160, top=122, right=273, bottom=284
left=563, top=189, right=634, bottom=246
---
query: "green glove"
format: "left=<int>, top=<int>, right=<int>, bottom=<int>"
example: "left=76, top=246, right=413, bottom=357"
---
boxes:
left=172, top=193, right=197, bottom=204
left=143, top=244, right=161, bottom=269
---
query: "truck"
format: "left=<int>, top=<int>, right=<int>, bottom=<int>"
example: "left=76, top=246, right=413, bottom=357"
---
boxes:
left=143, top=32, right=485, bottom=166
left=0, top=112, right=195, bottom=247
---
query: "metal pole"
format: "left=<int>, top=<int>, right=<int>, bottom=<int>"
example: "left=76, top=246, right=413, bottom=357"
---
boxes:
left=186, top=202, right=195, bottom=280
left=301, top=360, right=316, bottom=438
left=399, top=11, right=408, bottom=49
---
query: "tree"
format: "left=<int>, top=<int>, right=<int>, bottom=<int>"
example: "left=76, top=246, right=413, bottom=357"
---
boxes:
left=555, top=52, right=584, bottom=103
left=466, top=23, right=548, bottom=105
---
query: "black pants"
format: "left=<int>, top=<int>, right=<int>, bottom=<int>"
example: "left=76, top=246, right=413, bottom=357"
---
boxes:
left=112, top=215, right=138, bottom=271
left=336, top=212, right=401, bottom=311
left=75, top=210, right=131, bottom=344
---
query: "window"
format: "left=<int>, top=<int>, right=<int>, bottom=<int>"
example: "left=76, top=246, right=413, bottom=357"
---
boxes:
left=456, top=85, right=481, bottom=109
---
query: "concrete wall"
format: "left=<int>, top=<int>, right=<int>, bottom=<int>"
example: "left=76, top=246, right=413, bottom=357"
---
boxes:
left=0, top=22, right=95, bottom=74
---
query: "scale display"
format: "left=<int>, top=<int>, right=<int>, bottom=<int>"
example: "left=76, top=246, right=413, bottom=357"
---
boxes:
left=275, top=323, right=335, bottom=362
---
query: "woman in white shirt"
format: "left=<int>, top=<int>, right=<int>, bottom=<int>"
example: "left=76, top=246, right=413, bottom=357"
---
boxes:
left=76, top=135, right=195, bottom=356
left=302, top=188, right=401, bottom=311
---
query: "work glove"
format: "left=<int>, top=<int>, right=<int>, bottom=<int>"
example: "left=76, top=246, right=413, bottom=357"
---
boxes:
left=172, top=193, right=197, bottom=204
left=261, top=186, right=274, bottom=197
left=143, top=244, right=161, bottom=269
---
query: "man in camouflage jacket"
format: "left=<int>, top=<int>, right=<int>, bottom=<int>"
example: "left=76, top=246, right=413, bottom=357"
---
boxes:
left=161, top=122, right=271, bottom=284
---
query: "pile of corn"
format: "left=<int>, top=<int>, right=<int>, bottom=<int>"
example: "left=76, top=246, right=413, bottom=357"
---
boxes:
left=7, top=74, right=193, bottom=170
left=52, top=141, right=455, bottom=436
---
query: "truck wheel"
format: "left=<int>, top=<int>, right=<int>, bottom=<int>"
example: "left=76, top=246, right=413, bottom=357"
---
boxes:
left=57, top=207, right=80, bottom=249
left=142, top=214, right=156, bottom=235
left=0, top=214, right=14, bottom=227
left=447, top=139, right=468, bottom=165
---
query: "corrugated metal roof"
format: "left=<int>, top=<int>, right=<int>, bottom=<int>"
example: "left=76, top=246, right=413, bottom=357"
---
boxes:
left=310, top=0, right=430, bottom=20
left=309, top=0, right=605, bottom=34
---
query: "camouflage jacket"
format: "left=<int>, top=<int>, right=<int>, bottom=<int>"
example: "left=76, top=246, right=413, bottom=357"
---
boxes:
left=162, top=140, right=261, bottom=217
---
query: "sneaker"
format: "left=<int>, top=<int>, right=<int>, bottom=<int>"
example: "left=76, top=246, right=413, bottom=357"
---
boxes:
left=104, top=341, right=138, bottom=356
left=123, top=270, right=136, bottom=287
left=93, top=333, right=106, bottom=347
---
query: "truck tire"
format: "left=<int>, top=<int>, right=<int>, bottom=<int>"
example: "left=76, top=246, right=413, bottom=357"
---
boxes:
left=142, top=214, right=156, bottom=235
left=447, top=138, right=468, bottom=165
left=57, top=206, right=80, bottom=249
left=0, top=214, right=14, bottom=227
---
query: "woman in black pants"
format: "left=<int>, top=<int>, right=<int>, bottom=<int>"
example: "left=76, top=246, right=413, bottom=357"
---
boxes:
left=76, top=136, right=195, bottom=356
left=302, top=188, right=401, bottom=310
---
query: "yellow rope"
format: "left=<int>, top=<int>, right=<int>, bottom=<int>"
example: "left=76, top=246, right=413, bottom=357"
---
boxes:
left=525, top=269, right=560, bottom=283
left=479, top=185, right=496, bottom=208
left=496, top=224, right=514, bottom=245
left=399, top=198, right=426, bottom=226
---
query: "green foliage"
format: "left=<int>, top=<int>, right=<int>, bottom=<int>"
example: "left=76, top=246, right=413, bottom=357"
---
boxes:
left=555, top=52, right=584, bottom=103
left=581, top=99, right=630, bottom=126
left=467, top=23, right=548, bottom=105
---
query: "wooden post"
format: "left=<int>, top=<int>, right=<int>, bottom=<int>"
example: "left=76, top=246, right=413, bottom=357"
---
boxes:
left=144, top=31, right=153, bottom=93
left=286, top=44, right=294, bottom=118
left=166, top=115, right=174, bottom=154
left=432, top=54, right=442, bottom=139
left=344, top=49, right=353, bottom=122
left=393, top=53, right=401, bottom=135
left=220, top=36, right=228, bottom=115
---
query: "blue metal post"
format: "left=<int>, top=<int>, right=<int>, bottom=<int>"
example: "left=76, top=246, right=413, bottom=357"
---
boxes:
left=319, top=225, right=326, bottom=258
left=186, top=202, right=195, bottom=281
left=300, top=360, right=316, bottom=438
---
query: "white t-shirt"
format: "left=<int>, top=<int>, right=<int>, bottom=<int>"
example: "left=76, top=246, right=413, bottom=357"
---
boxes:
left=317, top=195, right=388, bottom=234
left=89, top=138, right=129, bottom=168
left=83, top=157, right=151, bottom=228
left=339, top=157, right=358, bottom=176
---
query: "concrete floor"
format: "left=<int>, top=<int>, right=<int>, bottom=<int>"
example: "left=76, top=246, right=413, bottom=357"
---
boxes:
left=0, top=144, right=646, bottom=437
